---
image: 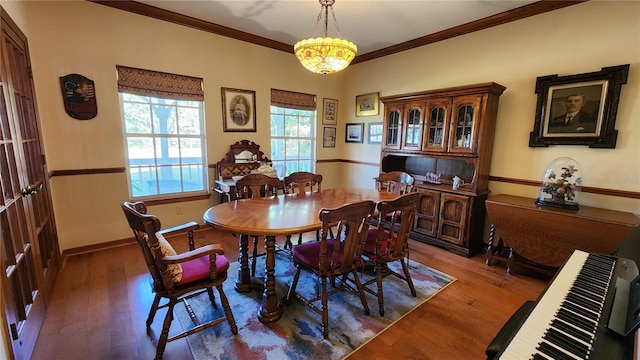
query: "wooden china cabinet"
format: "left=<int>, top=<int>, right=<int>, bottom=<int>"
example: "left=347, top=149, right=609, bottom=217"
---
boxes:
left=380, top=82, right=506, bottom=257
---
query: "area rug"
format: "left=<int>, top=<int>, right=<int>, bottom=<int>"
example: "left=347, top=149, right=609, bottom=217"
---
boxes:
left=176, top=251, right=456, bottom=360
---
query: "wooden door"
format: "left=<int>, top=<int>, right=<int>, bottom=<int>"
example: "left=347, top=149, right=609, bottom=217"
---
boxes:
left=438, top=193, right=469, bottom=245
left=1, top=10, right=60, bottom=359
left=413, top=189, right=440, bottom=238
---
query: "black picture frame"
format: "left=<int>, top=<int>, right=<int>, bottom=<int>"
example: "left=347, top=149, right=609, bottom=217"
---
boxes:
left=529, top=64, right=629, bottom=148
left=345, top=123, right=364, bottom=143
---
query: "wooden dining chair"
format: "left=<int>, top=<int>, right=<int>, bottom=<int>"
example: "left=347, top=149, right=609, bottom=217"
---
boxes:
left=360, top=192, right=420, bottom=316
left=234, top=173, right=284, bottom=276
left=283, top=171, right=324, bottom=249
left=286, top=200, right=376, bottom=339
left=374, top=171, right=415, bottom=194
left=121, top=201, right=237, bottom=360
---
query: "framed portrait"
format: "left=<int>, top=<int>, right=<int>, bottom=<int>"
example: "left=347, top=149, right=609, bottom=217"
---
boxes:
left=367, top=122, right=383, bottom=144
left=529, top=64, right=629, bottom=148
left=322, top=98, right=338, bottom=125
left=355, top=92, right=379, bottom=117
left=345, top=123, right=364, bottom=143
left=323, top=127, right=336, bottom=148
left=221, top=87, right=256, bottom=132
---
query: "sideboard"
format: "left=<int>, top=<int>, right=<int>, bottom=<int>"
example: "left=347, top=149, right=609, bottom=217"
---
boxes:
left=485, top=194, right=639, bottom=274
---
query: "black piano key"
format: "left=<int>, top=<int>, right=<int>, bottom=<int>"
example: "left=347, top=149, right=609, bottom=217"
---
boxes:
left=565, top=293, right=601, bottom=312
left=563, top=298, right=599, bottom=318
left=574, top=276, right=607, bottom=292
left=557, top=308, right=597, bottom=330
left=551, top=319, right=594, bottom=343
left=537, top=341, right=577, bottom=360
left=571, top=286, right=605, bottom=303
left=544, top=328, right=589, bottom=358
left=563, top=301, right=598, bottom=320
left=533, top=354, right=547, bottom=360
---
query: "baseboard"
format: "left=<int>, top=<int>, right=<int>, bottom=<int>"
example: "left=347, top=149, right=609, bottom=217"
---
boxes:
left=59, top=227, right=211, bottom=267
left=60, top=237, right=136, bottom=267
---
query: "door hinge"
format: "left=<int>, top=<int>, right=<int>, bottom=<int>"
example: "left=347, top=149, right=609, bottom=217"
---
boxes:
left=27, top=66, right=33, bottom=78
left=9, top=323, right=18, bottom=340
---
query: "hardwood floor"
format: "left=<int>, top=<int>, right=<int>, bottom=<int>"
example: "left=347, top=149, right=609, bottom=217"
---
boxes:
left=31, top=229, right=548, bottom=360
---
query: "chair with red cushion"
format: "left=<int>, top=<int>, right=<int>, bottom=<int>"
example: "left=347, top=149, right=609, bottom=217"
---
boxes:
left=285, top=200, right=376, bottom=339
left=361, top=192, right=420, bottom=316
left=121, top=201, right=237, bottom=360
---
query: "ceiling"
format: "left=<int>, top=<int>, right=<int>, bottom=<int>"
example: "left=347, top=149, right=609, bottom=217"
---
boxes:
left=95, top=0, right=581, bottom=62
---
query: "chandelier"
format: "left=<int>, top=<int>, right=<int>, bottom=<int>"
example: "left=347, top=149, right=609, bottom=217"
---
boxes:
left=294, top=0, right=357, bottom=75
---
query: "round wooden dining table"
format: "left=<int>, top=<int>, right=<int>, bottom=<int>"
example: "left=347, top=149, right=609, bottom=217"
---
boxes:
left=203, top=188, right=399, bottom=323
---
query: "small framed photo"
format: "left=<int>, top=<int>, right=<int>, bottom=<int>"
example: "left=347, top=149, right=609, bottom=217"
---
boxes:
left=345, top=123, right=364, bottom=143
left=356, top=92, right=379, bottom=117
left=529, top=64, right=629, bottom=148
left=322, top=98, right=338, bottom=125
left=323, top=127, right=336, bottom=148
left=221, top=87, right=256, bottom=132
left=367, top=122, right=383, bottom=144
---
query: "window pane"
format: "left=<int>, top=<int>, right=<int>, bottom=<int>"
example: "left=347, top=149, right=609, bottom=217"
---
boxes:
left=152, top=103, right=177, bottom=135
left=123, top=102, right=152, bottom=134
left=271, top=139, right=285, bottom=161
left=271, top=113, right=284, bottom=136
left=177, top=107, right=200, bottom=135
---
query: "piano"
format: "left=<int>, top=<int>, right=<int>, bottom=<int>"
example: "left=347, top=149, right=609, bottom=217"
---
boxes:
left=492, top=225, right=640, bottom=360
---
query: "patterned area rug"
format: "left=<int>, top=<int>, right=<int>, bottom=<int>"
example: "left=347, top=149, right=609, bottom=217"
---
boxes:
left=176, top=251, right=456, bottom=360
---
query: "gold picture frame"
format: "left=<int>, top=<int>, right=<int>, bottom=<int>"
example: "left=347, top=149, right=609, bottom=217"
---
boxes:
left=355, top=92, right=379, bottom=117
left=322, top=98, right=338, bottom=125
left=221, top=87, right=256, bottom=132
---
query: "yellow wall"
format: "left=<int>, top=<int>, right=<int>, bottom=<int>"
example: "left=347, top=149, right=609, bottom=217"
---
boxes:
left=3, top=1, right=639, bottom=253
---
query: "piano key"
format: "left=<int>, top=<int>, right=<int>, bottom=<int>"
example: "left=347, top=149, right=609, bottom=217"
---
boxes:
left=544, top=328, right=589, bottom=358
left=499, top=250, right=616, bottom=360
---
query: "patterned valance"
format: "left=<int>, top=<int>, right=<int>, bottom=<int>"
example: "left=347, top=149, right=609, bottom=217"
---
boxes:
left=270, top=88, right=316, bottom=110
left=116, top=65, right=204, bottom=101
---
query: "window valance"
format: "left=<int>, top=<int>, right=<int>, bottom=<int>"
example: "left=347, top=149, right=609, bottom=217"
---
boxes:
left=116, top=65, right=204, bottom=101
left=270, top=88, right=316, bottom=110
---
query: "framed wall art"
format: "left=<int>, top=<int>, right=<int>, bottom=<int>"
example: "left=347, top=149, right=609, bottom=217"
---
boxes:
left=367, top=122, right=383, bottom=144
left=345, top=123, right=364, bottom=143
left=323, top=127, right=336, bottom=148
left=529, top=64, right=629, bottom=148
left=355, top=92, right=379, bottom=117
left=221, top=87, right=256, bottom=132
left=322, top=98, right=338, bottom=125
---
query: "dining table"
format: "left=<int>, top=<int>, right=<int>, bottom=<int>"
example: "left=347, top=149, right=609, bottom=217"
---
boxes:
left=203, top=188, right=399, bottom=323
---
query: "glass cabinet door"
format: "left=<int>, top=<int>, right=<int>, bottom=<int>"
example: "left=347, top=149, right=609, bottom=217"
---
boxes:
left=402, top=102, right=424, bottom=150
left=424, top=98, right=452, bottom=152
left=383, top=103, right=402, bottom=149
left=449, top=95, right=482, bottom=153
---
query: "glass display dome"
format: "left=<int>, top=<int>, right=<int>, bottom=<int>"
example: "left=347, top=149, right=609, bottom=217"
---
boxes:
left=535, top=157, right=582, bottom=210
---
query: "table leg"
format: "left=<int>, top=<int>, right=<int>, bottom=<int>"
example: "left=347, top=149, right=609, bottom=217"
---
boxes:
left=258, top=235, right=283, bottom=323
left=235, top=234, right=262, bottom=293
left=486, top=224, right=496, bottom=266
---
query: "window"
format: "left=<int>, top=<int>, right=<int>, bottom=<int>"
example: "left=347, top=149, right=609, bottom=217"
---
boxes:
left=270, top=89, right=317, bottom=177
left=117, top=66, right=207, bottom=198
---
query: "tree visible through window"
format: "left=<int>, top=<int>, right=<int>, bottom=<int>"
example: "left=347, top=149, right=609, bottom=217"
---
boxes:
left=270, top=106, right=315, bottom=177
left=120, top=94, right=206, bottom=197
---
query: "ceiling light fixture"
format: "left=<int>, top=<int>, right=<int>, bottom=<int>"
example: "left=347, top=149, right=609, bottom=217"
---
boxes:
left=294, top=0, right=357, bottom=75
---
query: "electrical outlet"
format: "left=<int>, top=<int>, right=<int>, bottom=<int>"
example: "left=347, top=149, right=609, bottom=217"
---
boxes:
left=176, top=206, right=183, bottom=215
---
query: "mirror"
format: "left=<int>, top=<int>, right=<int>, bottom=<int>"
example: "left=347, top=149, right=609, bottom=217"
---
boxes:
left=235, top=150, right=255, bottom=163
